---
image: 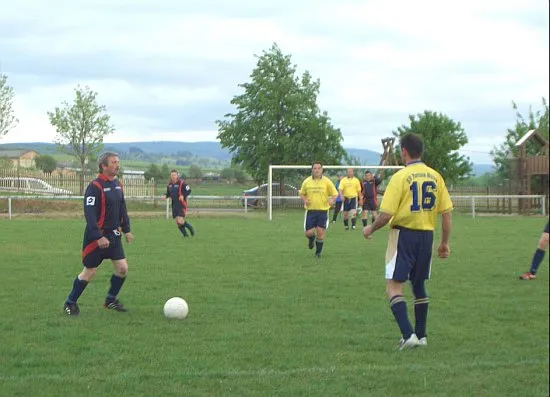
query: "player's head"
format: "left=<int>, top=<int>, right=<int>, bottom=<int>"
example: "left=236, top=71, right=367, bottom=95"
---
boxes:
left=337, top=172, right=343, bottom=180
left=98, top=152, right=120, bottom=177
left=311, top=161, right=323, bottom=179
left=170, top=169, right=178, bottom=182
left=346, top=168, right=354, bottom=178
left=364, top=170, right=373, bottom=181
left=400, top=134, right=424, bottom=163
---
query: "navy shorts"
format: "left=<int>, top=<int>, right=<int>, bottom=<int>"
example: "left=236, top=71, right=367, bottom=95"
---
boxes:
left=343, top=198, right=357, bottom=212
left=385, top=227, right=433, bottom=283
left=82, top=230, right=125, bottom=268
left=304, top=210, right=329, bottom=230
left=544, top=222, right=549, bottom=234
left=362, top=198, right=378, bottom=211
left=172, top=201, right=187, bottom=218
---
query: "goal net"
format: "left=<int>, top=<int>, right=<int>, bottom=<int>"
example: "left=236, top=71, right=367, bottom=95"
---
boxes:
left=267, top=165, right=404, bottom=220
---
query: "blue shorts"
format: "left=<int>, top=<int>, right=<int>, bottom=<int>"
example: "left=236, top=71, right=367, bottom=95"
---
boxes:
left=362, top=197, right=378, bottom=211
left=82, top=230, right=125, bottom=268
left=172, top=201, right=187, bottom=218
left=385, top=227, right=433, bottom=283
left=544, top=222, right=549, bottom=234
left=304, top=210, right=329, bottom=230
left=343, top=198, right=357, bottom=212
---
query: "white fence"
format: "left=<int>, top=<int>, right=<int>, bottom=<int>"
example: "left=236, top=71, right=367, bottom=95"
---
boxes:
left=0, top=194, right=546, bottom=220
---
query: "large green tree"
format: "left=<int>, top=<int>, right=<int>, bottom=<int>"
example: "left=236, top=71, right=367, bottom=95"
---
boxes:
left=48, top=85, right=115, bottom=194
left=35, top=154, right=57, bottom=175
left=0, top=74, right=18, bottom=139
left=491, top=98, right=549, bottom=179
left=216, top=43, right=346, bottom=185
left=393, top=110, right=473, bottom=183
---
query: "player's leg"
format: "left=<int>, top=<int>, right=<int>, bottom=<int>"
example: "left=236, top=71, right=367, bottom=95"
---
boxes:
left=343, top=199, right=350, bottom=230
left=385, top=229, right=419, bottom=349
left=520, top=223, right=549, bottom=280
left=104, top=238, right=129, bottom=312
left=183, top=217, right=195, bottom=236
left=64, top=240, right=102, bottom=316
left=361, top=203, right=368, bottom=227
left=350, top=198, right=358, bottom=229
left=410, top=231, right=434, bottom=346
left=332, top=202, right=341, bottom=223
left=304, top=210, right=316, bottom=249
left=175, top=215, right=188, bottom=237
left=314, top=211, right=329, bottom=257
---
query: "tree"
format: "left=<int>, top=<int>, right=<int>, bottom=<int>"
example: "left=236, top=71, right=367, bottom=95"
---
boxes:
left=48, top=85, right=114, bottom=194
left=393, top=110, right=473, bottom=183
left=216, top=43, right=346, bottom=185
left=0, top=74, right=19, bottom=139
left=35, top=154, right=57, bottom=175
left=491, top=98, right=549, bottom=179
left=0, top=157, right=13, bottom=169
left=188, top=165, right=203, bottom=179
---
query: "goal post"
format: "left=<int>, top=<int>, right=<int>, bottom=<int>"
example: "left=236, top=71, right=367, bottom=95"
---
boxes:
left=267, top=164, right=404, bottom=220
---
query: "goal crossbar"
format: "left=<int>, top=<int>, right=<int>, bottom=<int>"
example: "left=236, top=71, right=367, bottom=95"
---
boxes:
left=268, top=164, right=404, bottom=220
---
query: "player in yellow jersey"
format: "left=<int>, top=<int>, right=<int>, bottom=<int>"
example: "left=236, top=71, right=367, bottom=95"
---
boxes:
left=363, top=134, right=453, bottom=350
left=299, top=162, right=339, bottom=258
left=338, top=168, right=363, bottom=230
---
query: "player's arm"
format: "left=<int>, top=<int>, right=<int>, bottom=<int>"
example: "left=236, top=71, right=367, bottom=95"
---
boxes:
left=83, top=183, right=103, bottom=241
left=183, top=183, right=191, bottom=199
left=437, top=177, right=453, bottom=257
left=299, top=181, right=309, bottom=205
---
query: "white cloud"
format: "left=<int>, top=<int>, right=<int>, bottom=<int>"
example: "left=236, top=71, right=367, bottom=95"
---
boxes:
left=1, top=0, right=548, bottom=164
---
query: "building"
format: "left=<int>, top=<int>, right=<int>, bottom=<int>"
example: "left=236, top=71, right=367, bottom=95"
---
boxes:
left=0, top=150, right=40, bottom=168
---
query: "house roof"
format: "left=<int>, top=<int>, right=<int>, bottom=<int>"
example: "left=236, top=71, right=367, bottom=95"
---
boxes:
left=515, top=129, right=549, bottom=148
left=0, top=150, right=40, bottom=158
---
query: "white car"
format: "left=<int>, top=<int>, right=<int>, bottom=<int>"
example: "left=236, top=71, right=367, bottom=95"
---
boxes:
left=0, top=177, right=73, bottom=195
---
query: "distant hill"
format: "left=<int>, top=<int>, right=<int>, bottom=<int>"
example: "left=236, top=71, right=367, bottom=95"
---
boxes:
left=472, top=163, right=495, bottom=176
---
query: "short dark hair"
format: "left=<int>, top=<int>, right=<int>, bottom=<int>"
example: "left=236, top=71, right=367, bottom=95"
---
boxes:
left=170, top=169, right=178, bottom=174
left=98, top=152, right=119, bottom=172
left=400, top=134, right=424, bottom=159
left=365, top=170, right=372, bottom=174
left=312, top=161, right=323, bottom=169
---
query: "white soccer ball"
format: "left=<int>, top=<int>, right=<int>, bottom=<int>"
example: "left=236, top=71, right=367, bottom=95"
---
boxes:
left=163, top=297, right=189, bottom=319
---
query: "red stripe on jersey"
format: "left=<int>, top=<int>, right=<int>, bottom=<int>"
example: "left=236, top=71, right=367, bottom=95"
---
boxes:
left=92, top=181, right=106, bottom=229
left=82, top=240, right=99, bottom=260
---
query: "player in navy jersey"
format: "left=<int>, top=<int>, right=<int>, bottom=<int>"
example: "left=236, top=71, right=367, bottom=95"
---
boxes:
left=63, top=152, right=134, bottom=316
left=361, top=170, right=382, bottom=227
left=165, top=170, right=194, bottom=237
left=519, top=221, right=549, bottom=280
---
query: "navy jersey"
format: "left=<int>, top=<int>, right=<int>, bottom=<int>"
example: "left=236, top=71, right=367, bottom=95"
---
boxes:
left=83, top=174, right=130, bottom=241
left=165, top=179, right=191, bottom=203
left=362, top=176, right=382, bottom=199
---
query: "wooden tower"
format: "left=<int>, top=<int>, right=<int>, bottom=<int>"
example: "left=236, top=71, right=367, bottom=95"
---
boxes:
left=380, top=137, right=400, bottom=166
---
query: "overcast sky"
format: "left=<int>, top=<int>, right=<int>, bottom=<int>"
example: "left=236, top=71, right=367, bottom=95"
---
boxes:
left=1, top=0, right=548, bottom=163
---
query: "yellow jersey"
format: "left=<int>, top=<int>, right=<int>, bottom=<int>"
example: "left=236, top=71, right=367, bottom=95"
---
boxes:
left=380, top=161, right=453, bottom=231
left=338, top=176, right=362, bottom=199
left=299, top=176, right=339, bottom=211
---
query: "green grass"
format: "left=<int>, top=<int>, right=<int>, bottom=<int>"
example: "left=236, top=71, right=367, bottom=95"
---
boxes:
left=0, top=214, right=548, bottom=396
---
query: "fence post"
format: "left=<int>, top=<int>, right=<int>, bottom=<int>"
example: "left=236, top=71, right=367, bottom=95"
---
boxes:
left=244, top=196, right=248, bottom=216
left=8, top=197, right=12, bottom=220
left=166, top=197, right=170, bottom=220
left=471, top=196, right=476, bottom=218
left=542, top=196, right=546, bottom=216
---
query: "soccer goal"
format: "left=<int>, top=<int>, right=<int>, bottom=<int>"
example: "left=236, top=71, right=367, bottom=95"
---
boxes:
left=267, top=164, right=404, bottom=220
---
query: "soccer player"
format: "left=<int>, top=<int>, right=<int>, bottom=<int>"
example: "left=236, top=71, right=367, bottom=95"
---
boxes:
left=299, top=162, right=339, bottom=258
left=338, top=168, right=363, bottom=230
left=518, top=221, right=549, bottom=280
left=63, top=152, right=134, bottom=316
left=361, top=170, right=383, bottom=227
left=165, top=169, right=194, bottom=237
left=331, top=173, right=344, bottom=223
left=363, top=134, right=453, bottom=350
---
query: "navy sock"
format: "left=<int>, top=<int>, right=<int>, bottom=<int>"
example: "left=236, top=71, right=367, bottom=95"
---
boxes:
left=178, top=224, right=188, bottom=237
left=389, top=295, right=414, bottom=340
left=315, top=239, right=324, bottom=255
left=362, top=219, right=367, bottom=227
left=351, top=218, right=357, bottom=227
left=107, top=274, right=126, bottom=302
left=67, top=277, right=88, bottom=304
left=184, top=221, right=195, bottom=235
left=530, top=249, right=546, bottom=275
left=344, top=219, right=349, bottom=227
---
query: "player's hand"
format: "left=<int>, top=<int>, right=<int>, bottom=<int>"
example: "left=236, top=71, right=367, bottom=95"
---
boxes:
left=97, top=236, right=110, bottom=249
left=125, top=232, right=134, bottom=244
left=328, top=197, right=334, bottom=206
left=362, top=225, right=374, bottom=239
left=438, top=243, right=450, bottom=258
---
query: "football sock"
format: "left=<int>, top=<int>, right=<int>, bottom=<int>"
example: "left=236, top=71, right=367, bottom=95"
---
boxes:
left=362, top=219, right=367, bottom=227
left=184, top=221, right=195, bottom=235
left=351, top=218, right=357, bottom=227
left=389, top=295, right=414, bottom=340
left=308, top=235, right=315, bottom=245
left=413, top=297, right=429, bottom=339
left=315, top=239, right=324, bottom=255
left=344, top=219, right=349, bottom=227
left=67, top=277, right=88, bottom=304
left=107, top=274, right=126, bottom=302
left=530, top=249, right=546, bottom=275
left=178, top=225, right=188, bottom=237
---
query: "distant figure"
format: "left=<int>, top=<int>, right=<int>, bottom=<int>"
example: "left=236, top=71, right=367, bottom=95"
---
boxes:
left=331, top=174, right=344, bottom=223
left=165, top=169, right=194, bottom=238
left=338, top=168, right=363, bottom=230
left=361, top=170, right=383, bottom=227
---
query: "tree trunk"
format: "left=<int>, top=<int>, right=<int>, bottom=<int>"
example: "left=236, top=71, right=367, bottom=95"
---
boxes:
left=80, top=160, right=86, bottom=195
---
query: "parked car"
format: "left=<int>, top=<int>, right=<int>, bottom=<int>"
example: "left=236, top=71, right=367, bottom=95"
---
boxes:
left=241, top=183, right=300, bottom=208
left=0, top=177, right=73, bottom=195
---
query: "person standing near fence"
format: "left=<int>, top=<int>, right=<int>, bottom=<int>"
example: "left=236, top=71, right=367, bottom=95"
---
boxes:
left=63, top=152, right=134, bottom=316
left=519, top=221, right=549, bottom=280
left=165, top=169, right=194, bottom=238
left=331, top=173, right=343, bottom=223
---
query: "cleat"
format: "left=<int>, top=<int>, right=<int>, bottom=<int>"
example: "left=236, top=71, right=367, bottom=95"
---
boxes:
left=398, top=333, right=420, bottom=350
left=308, top=238, right=315, bottom=250
left=188, top=225, right=195, bottom=236
left=315, top=252, right=321, bottom=258
left=352, top=226, right=356, bottom=230
left=418, top=337, right=427, bottom=346
left=345, top=227, right=349, bottom=231
left=519, top=272, right=536, bottom=280
left=63, top=302, right=80, bottom=316
left=104, top=299, right=128, bottom=312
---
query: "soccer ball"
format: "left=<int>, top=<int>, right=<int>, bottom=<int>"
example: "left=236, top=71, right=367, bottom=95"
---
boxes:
left=163, top=297, right=189, bottom=319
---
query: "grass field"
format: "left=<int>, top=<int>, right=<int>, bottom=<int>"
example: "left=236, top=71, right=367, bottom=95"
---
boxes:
left=0, top=214, right=548, bottom=396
